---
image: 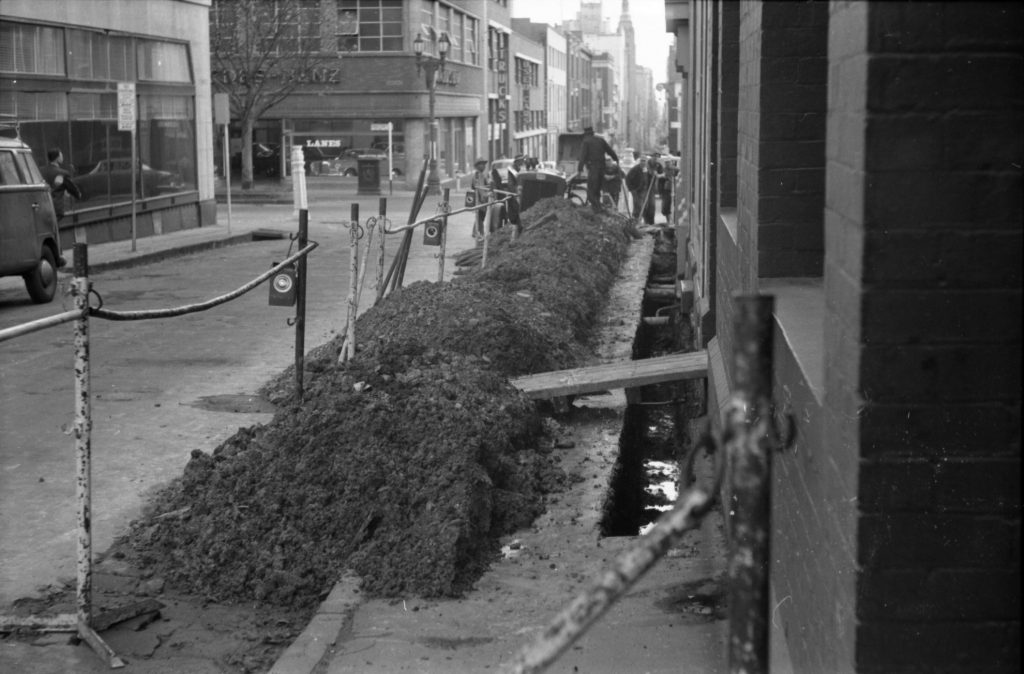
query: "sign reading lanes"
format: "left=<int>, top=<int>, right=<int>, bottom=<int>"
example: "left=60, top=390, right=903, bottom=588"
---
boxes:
left=117, top=82, right=136, bottom=132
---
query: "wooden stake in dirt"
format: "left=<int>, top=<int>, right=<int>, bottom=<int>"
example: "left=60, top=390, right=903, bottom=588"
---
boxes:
left=480, top=195, right=492, bottom=269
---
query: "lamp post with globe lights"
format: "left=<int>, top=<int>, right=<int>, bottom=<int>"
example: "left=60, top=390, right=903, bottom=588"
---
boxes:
left=413, top=31, right=450, bottom=195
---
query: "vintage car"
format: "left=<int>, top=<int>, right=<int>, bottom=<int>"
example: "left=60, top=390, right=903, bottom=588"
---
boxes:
left=76, top=157, right=184, bottom=199
left=0, top=135, right=64, bottom=303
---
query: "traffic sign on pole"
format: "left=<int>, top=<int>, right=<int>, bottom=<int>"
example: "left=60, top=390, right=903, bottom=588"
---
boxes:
left=117, top=83, right=136, bottom=132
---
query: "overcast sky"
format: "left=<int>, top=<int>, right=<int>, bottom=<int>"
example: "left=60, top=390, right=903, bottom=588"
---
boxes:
left=510, top=0, right=672, bottom=81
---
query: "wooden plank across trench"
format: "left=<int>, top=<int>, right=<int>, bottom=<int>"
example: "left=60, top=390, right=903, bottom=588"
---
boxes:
left=510, top=351, right=708, bottom=399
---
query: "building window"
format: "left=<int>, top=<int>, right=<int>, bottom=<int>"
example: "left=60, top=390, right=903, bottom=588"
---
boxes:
left=0, top=22, right=65, bottom=75
left=278, top=0, right=322, bottom=54
left=338, top=0, right=403, bottom=53
left=419, top=1, right=478, bottom=65
left=137, top=40, right=191, bottom=82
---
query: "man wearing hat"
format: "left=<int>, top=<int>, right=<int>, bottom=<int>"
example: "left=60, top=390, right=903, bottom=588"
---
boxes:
left=470, top=157, right=491, bottom=238
left=576, top=126, right=618, bottom=212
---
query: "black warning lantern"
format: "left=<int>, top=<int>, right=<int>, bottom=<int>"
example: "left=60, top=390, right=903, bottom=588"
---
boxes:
left=268, top=262, right=297, bottom=306
left=422, top=218, right=444, bottom=246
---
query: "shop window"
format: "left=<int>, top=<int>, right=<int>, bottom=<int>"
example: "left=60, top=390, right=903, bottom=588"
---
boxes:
left=338, top=0, right=403, bottom=53
left=0, top=21, right=65, bottom=75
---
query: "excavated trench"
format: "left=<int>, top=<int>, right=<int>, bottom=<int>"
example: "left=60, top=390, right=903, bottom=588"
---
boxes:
left=600, top=232, right=704, bottom=537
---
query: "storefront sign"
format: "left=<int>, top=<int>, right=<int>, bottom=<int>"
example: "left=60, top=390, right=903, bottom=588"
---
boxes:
left=217, top=66, right=341, bottom=85
left=436, top=70, right=461, bottom=87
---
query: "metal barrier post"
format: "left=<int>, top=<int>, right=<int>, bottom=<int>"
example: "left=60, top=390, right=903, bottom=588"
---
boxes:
left=345, top=203, right=359, bottom=362
left=72, top=244, right=93, bottom=628
left=377, top=198, right=387, bottom=296
left=72, top=243, right=126, bottom=667
left=294, top=209, right=308, bottom=401
left=438, top=188, right=450, bottom=282
left=481, top=192, right=492, bottom=269
left=726, top=294, right=775, bottom=674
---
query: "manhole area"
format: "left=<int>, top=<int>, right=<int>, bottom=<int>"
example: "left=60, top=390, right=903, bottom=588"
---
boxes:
left=190, top=393, right=277, bottom=414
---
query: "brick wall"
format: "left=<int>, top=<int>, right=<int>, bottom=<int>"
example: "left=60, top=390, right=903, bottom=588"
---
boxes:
left=833, top=2, right=1023, bottom=672
left=755, top=1, right=828, bottom=279
left=854, top=1, right=1023, bottom=671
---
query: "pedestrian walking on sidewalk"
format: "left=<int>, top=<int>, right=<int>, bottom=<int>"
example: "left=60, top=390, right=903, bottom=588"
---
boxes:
left=40, top=147, right=83, bottom=218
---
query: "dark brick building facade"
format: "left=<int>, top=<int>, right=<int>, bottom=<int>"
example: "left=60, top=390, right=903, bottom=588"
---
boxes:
left=667, top=1, right=1022, bottom=671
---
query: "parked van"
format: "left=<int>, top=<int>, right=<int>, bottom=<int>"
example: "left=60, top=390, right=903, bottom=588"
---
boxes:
left=0, top=135, right=65, bottom=303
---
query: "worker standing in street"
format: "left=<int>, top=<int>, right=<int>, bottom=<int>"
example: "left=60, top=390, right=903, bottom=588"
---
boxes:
left=576, top=126, right=618, bottom=212
left=602, top=157, right=626, bottom=211
left=626, top=153, right=656, bottom=225
left=470, top=157, right=491, bottom=239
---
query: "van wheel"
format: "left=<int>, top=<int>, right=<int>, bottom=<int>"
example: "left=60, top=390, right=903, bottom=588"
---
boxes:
left=24, top=247, right=58, bottom=304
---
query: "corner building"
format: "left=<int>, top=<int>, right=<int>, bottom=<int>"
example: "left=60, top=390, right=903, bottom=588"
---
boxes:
left=1, top=0, right=215, bottom=245
left=230, top=0, right=493, bottom=185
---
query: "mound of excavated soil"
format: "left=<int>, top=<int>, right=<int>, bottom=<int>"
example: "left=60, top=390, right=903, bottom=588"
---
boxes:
left=120, top=199, right=634, bottom=608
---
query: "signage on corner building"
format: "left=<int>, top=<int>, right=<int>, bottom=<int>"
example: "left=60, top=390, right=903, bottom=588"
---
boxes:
left=436, top=70, right=461, bottom=87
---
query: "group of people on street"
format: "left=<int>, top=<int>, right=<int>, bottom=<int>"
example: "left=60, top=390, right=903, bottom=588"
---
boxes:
left=466, top=130, right=677, bottom=241
left=575, top=126, right=676, bottom=224
left=468, top=154, right=530, bottom=239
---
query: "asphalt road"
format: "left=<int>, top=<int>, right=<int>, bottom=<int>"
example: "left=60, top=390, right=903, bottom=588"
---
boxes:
left=0, top=202, right=477, bottom=606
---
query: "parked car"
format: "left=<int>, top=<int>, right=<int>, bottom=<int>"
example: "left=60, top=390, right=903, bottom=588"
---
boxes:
left=0, top=135, right=64, bottom=303
left=77, top=157, right=184, bottom=199
left=538, top=160, right=564, bottom=177
left=231, top=143, right=280, bottom=177
left=335, top=147, right=387, bottom=177
left=490, top=158, right=517, bottom=188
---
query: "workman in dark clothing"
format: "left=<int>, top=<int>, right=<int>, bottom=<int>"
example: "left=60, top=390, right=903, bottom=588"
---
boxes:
left=576, top=126, right=618, bottom=211
left=625, top=154, right=657, bottom=225
left=40, top=147, right=83, bottom=218
left=602, top=157, right=625, bottom=209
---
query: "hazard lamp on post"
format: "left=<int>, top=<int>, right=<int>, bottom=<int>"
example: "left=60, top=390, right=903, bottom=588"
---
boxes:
left=413, top=30, right=450, bottom=196
left=269, top=262, right=297, bottom=306
left=422, top=218, right=444, bottom=246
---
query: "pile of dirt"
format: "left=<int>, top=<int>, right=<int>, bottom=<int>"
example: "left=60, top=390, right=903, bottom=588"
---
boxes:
left=118, top=199, right=634, bottom=609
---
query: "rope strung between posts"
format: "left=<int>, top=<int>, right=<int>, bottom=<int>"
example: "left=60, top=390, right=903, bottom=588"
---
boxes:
left=88, top=242, right=318, bottom=321
left=382, top=195, right=513, bottom=235
left=507, top=421, right=729, bottom=674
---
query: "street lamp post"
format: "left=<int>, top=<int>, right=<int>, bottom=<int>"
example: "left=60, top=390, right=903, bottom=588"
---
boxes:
left=413, top=31, right=450, bottom=195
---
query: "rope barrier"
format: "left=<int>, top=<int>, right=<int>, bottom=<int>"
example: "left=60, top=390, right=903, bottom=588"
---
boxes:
left=383, top=195, right=513, bottom=235
left=88, top=242, right=318, bottom=321
left=507, top=436, right=725, bottom=674
left=508, top=485, right=717, bottom=674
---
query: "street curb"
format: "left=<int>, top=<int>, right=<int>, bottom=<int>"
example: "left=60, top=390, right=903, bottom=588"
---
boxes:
left=268, top=571, right=363, bottom=674
left=58, top=232, right=257, bottom=275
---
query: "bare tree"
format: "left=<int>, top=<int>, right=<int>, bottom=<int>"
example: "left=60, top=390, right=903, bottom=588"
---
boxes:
left=210, top=0, right=335, bottom=189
